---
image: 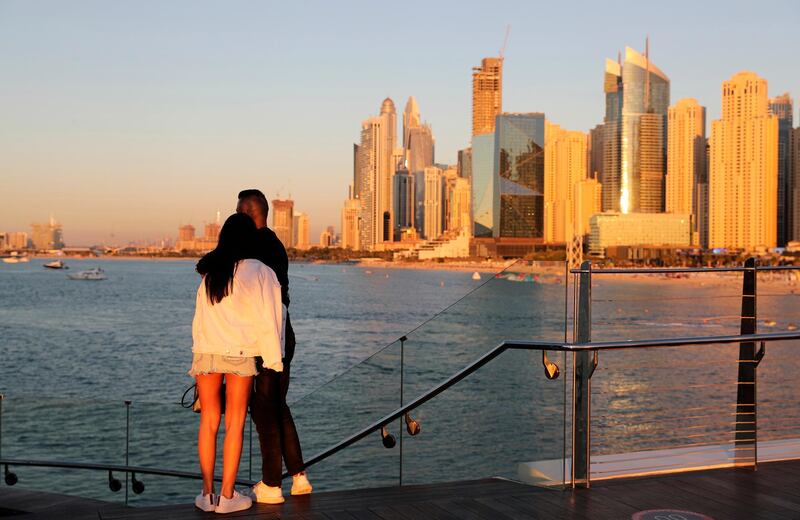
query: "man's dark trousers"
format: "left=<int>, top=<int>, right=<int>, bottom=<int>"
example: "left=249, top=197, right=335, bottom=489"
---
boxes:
left=250, top=314, right=304, bottom=486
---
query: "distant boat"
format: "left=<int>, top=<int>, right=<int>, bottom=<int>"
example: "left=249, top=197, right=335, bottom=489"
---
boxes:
left=3, top=256, right=29, bottom=264
left=472, top=272, right=481, bottom=281
left=44, top=260, right=68, bottom=270
left=67, top=267, right=107, bottom=281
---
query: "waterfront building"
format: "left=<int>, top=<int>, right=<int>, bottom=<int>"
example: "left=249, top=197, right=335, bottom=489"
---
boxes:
left=271, top=198, right=294, bottom=247
left=472, top=57, right=503, bottom=136
left=293, top=212, right=310, bottom=250
left=446, top=173, right=471, bottom=235
left=415, top=166, right=444, bottom=240
left=697, top=139, right=711, bottom=248
left=458, top=147, right=472, bottom=180
left=494, top=113, right=546, bottom=238
left=393, top=168, right=415, bottom=241
left=341, top=187, right=361, bottom=250
left=357, top=99, right=397, bottom=249
left=574, top=178, right=602, bottom=237
left=178, top=225, right=195, bottom=243
left=588, top=124, right=605, bottom=181
left=544, top=121, right=589, bottom=243
left=770, top=93, right=794, bottom=245
left=793, top=127, right=800, bottom=241
left=357, top=117, right=382, bottom=249
left=403, top=96, right=421, bottom=151
left=379, top=98, right=397, bottom=243
left=8, top=232, right=28, bottom=250
left=709, top=72, right=778, bottom=250
left=319, top=228, right=333, bottom=248
left=471, top=132, right=496, bottom=237
left=602, top=45, right=670, bottom=213
left=406, top=125, right=435, bottom=175
left=203, top=217, right=221, bottom=243
left=667, top=98, right=706, bottom=245
left=588, top=212, right=691, bottom=257
left=30, top=218, right=64, bottom=251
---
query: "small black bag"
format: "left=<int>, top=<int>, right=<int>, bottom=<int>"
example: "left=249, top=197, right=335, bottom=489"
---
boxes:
left=181, top=383, right=226, bottom=414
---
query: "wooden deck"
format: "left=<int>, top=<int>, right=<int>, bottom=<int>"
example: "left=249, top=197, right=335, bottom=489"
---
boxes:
left=3, top=459, right=800, bottom=519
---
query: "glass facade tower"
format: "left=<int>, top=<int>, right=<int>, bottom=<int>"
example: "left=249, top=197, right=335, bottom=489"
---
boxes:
left=471, top=133, right=496, bottom=237
left=494, top=113, right=546, bottom=238
left=603, top=46, right=670, bottom=214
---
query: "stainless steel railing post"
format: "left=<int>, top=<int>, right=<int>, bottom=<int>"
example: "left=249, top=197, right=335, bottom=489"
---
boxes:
left=736, top=257, right=758, bottom=468
left=572, top=261, right=593, bottom=488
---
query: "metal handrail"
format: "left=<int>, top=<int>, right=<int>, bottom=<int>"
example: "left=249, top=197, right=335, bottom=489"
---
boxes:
left=569, top=265, right=800, bottom=274
left=0, top=458, right=256, bottom=487
left=295, top=330, right=800, bottom=474
left=2, top=331, right=799, bottom=485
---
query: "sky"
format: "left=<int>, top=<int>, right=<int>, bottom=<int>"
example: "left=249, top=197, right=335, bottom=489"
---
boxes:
left=1, top=0, right=799, bottom=245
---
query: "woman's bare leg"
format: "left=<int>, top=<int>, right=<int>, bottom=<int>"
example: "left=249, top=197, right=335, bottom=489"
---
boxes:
left=196, top=373, right=223, bottom=496
left=220, top=374, right=253, bottom=498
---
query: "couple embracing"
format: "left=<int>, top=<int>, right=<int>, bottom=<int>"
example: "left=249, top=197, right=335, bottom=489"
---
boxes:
left=189, top=189, right=312, bottom=514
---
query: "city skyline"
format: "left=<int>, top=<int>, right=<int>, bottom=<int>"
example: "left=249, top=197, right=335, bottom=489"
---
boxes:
left=1, top=1, right=799, bottom=244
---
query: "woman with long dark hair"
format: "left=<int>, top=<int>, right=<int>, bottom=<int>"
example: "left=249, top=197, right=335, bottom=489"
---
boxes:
left=189, top=213, right=284, bottom=514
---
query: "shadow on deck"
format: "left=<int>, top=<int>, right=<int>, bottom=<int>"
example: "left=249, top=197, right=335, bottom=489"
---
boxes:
left=2, top=459, right=800, bottom=519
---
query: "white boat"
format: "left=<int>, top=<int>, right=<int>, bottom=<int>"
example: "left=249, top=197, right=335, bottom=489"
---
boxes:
left=472, top=272, right=481, bottom=281
left=67, top=267, right=107, bottom=281
left=3, top=256, right=29, bottom=264
left=44, top=260, right=68, bottom=270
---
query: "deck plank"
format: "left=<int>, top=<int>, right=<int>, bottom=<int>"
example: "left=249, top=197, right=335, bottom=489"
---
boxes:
left=3, top=459, right=800, bottom=520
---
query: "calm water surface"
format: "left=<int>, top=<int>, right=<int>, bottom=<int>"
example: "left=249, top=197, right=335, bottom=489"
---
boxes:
left=1, top=258, right=798, bottom=505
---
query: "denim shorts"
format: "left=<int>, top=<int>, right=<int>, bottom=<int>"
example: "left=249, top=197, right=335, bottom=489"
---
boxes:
left=188, top=353, right=257, bottom=377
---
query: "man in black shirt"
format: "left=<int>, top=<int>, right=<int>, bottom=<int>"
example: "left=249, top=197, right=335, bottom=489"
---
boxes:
left=236, top=189, right=311, bottom=503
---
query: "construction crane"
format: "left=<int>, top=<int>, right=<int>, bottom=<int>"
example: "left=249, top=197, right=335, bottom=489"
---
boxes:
left=499, top=25, right=511, bottom=59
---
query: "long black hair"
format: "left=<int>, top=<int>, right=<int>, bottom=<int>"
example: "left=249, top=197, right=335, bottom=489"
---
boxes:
left=196, top=213, right=257, bottom=304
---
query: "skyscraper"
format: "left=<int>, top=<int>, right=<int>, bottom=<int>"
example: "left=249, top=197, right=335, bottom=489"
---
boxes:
left=406, top=125, right=435, bottom=174
left=31, top=217, right=64, bottom=250
left=271, top=199, right=294, bottom=247
left=293, top=212, right=310, bottom=249
left=793, top=127, right=800, bottom=241
left=709, top=72, right=778, bottom=250
left=666, top=98, right=706, bottom=244
left=341, top=186, right=361, bottom=250
left=588, top=124, right=605, bottom=180
left=403, top=96, right=421, bottom=150
left=544, top=121, right=589, bottom=243
left=472, top=57, right=503, bottom=136
left=495, top=113, right=546, bottom=238
left=379, top=98, right=397, bottom=243
left=770, top=93, right=794, bottom=245
left=357, top=117, right=382, bottom=248
left=471, top=132, right=496, bottom=237
left=602, top=45, right=670, bottom=214
left=393, top=168, right=414, bottom=240
left=414, top=166, right=444, bottom=240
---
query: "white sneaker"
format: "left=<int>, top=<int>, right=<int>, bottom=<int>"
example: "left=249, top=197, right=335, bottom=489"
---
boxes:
left=195, top=492, right=215, bottom=512
left=291, top=472, right=313, bottom=495
left=215, top=490, right=252, bottom=514
left=251, top=480, right=285, bottom=504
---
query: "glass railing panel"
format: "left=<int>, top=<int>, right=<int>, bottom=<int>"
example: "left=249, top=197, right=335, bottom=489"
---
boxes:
left=755, top=268, right=800, bottom=463
left=0, top=396, right=129, bottom=503
left=585, top=265, right=800, bottom=480
left=589, top=344, right=745, bottom=480
left=399, top=348, right=568, bottom=488
left=398, top=261, right=569, bottom=487
left=289, top=342, right=401, bottom=492
left=401, top=260, right=569, bottom=402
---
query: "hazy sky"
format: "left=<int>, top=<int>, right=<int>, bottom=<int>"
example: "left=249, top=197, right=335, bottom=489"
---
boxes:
left=2, top=0, right=798, bottom=245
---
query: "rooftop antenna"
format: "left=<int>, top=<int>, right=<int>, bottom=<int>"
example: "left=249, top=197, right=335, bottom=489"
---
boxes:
left=499, top=25, right=511, bottom=59
left=645, top=36, right=651, bottom=111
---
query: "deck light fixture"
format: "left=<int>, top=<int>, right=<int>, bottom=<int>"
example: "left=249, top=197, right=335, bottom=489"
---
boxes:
left=108, top=470, right=121, bottom=492
left=404, top=413, right=421, bottom=436
left=380, top=426, right=396, bottom=448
